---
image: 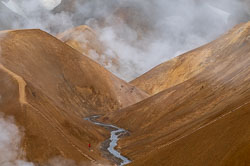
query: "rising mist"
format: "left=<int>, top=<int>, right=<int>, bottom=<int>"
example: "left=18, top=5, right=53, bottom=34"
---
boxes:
left=0, top=0, right=249, bottom=80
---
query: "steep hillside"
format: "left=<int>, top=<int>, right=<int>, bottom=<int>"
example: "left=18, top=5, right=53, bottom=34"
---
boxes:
left=0, top=63, right=108, bottom=165
left=0, top=29, right=147, bottom=164
left=104, top=22, right=250, bottom=165
left=57, top=25, right=121, bottom=74
left=57, top=25, right=103, bottom=57
left=131, top=23, right=250, bottom=95
left=0, top=29, right=148, bottom=114
left=131, top=101, right=250, bottom=166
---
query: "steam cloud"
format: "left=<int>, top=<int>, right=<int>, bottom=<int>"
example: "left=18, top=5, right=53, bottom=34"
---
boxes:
left=0, top=33, right=104, bottom=166
left=0, top=35, right=33, bottom=165
left=0, top=113, right=104, bottom=165
left=82, top=0, right=250, bottom=80
left=0, top=0, right=249, bottom=80
left=0, top=113, right=34, bottom=166
left=0, top=0, right=249, bottom=165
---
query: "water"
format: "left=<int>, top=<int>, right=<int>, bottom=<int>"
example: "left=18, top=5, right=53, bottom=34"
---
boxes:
left=85, top=116, right=131, bottom=166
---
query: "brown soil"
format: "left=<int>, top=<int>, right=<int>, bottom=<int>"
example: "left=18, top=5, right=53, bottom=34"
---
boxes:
left=103, top=22, right=250, bottom=166
left=0, top=29, right=147, bottom=165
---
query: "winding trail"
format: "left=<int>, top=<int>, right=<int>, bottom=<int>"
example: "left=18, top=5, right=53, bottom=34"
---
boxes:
left=85, top=115, right=131, bottom=166
left=0, top=64, right=28, bottom=105
left=0, top=64, right=96, bottom=163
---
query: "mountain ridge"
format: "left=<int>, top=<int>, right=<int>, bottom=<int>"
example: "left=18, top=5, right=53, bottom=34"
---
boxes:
left=102, top=22, right=250, bottom=166
left=0, top=28, right=148, bottom=165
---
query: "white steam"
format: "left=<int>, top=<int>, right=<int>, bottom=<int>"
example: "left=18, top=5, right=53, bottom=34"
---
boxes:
left=86, top=0, right=247, bottom=80
left=0, top=34, right=94, bottom=166
left=0, top=113, right=106, bottom=166
left=0, top=0, right=248, bottom=165
left=1, top=0, right=73, bottom=33
left=65, top=0, right=250, bottom=80
left=2, top=0, right=61, bottom=12
left=0, top=113, right=34, bottom=166
left=0, top=0, right=249, bottom=80
left=40, top=0, right=61, bottom=10
left=0, top=35, right=33, bottom=166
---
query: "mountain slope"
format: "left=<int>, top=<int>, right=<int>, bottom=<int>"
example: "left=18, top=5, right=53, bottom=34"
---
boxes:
left=130, top=101, right=250, bottom=166
left=131, top=23, right=250, bottom=95
left=0, top=29, right=147, bottom=164
left=103, top=22, right=250, bottom=165
left=0, top=57, right=108, bottom=165
left=57, top=25, right=104, bottom=58
left=0, top=29, right=148, bottom=114
left=57, top=25, right=121, bottom=75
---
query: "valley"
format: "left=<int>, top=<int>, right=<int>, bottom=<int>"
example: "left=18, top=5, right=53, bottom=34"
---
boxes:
left=0, top=0, right=249, bottom=166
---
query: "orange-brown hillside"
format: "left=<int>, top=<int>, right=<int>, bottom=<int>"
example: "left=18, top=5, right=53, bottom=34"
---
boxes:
left=0, top=29, right=147, bottom=165
left=130, top=101, right=250, bottom=166
left=131, top=22, right=250, bottom=95
left=57, top=25, right=104, bottom=58
left=104, top=22, right=250, bottom=166
left=57, top=25, right=121, bottom=74
left=0, top=29, right=148, bottom=114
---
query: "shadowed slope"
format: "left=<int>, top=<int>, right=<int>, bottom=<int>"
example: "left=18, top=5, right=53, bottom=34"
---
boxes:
left=0, top=29, right=147, bottom=164
left=104, top=22, right=250, bottom=165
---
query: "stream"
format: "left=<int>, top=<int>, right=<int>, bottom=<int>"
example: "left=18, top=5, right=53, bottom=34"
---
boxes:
left=85, top=115, right=131, bottom=166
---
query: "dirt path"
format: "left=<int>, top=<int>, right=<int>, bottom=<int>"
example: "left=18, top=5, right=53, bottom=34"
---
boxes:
left=0, top=64, right=28, bottom=105
left=0, top=64, right=99, bottom=164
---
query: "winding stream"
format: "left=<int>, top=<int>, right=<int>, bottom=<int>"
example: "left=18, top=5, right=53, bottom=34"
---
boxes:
left=85, top=116, right=131, bottom=166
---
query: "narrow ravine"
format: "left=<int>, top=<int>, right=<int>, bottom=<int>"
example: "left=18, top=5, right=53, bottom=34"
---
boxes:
left=85, top=115, right=131, bottom=166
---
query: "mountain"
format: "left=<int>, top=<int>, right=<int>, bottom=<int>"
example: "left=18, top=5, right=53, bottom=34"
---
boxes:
left=130, top=101, right=250, bottom=166
left=130, top=22, right=250, bottom=95
left=0, top=29, right=148, bottom=164
left=57, top=25, right=103, bottom=57
left=57, top=25, right=121, bottom=75
left=130, top=43, right=216, bottom=95
left=103, top=22, right=250, bottom=165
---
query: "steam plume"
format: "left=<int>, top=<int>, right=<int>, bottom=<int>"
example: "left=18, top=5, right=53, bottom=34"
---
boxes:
left=0, top=113, right=34, bottom=166
left=1, top=0, right=249, bottom=80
